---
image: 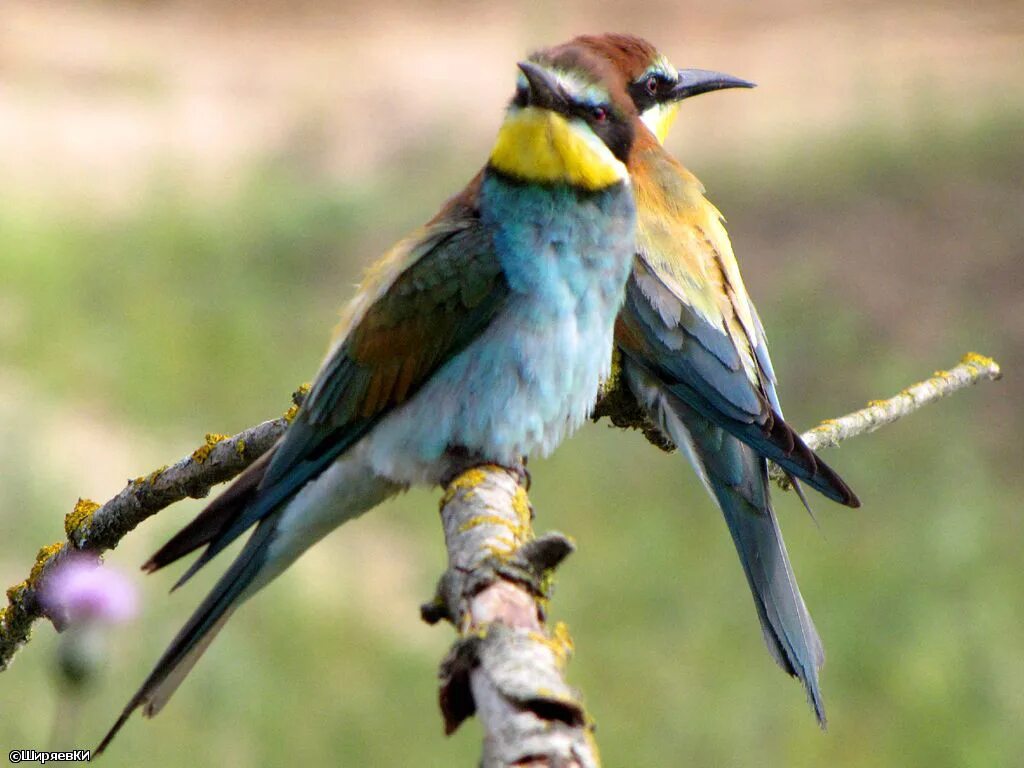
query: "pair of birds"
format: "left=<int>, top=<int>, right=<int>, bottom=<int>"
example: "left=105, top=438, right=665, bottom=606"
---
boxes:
left=97, top=33, right=858, bottom=753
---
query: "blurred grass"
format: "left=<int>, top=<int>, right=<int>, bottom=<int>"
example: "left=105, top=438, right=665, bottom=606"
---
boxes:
left=1, top=104, right=1021, bottom=766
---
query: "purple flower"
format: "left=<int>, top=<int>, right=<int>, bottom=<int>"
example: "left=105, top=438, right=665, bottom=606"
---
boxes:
left=41, top=555, right=138, bottom=626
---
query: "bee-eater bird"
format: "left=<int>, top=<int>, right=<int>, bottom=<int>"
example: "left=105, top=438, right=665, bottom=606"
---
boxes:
left=96, top=46, right=640, bottom=754
left=366, top=34, right=859, bottom=725
left=566, top=33, right=861, bottom=725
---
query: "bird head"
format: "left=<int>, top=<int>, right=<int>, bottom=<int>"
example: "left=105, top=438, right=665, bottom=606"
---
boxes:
left=488, top=47, right=638, bottom=192
left=564, top=34, right=754, bottom=144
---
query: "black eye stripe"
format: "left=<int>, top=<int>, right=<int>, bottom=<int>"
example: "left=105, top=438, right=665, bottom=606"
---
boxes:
left=628, top=72, right=675, bottom=111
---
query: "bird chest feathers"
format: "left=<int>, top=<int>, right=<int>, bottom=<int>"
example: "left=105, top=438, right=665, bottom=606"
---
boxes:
left=356, top=174, right=636, bottom=483
left=481, top=173, right=636, bottom=315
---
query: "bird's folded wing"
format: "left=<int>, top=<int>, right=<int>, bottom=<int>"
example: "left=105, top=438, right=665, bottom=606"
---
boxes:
left=148, top=211, right=510, bottom=583
left=619, top=246, right=857, bottom=507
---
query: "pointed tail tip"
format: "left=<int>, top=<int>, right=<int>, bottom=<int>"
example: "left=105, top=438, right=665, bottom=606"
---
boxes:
left=95, top=690, right=150, bottom=758
left=804, top=675, right=827, bottom=730
left=93, top=709, right=132, bottom=759
left=782, top=654, right=828, bottom=729
left=821, top=461, right=860, bottom=509
left=813, top=694, right=828, bottom=731
left=814, top=472, right=860, bottom=509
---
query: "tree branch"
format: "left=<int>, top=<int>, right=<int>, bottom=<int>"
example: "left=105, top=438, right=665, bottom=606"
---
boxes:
left=0, top=385, right=308, bottom=671
left=592, top=351, right=1002, bottom=489
left=422, top=466, right=597, bottom=767
left=767, top=351, right=1001, bottom=487
left=0, top=351, right=1002, bottom=758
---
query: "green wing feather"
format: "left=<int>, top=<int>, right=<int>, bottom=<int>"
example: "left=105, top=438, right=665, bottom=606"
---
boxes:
left=153, top=208, right=509, bottom=585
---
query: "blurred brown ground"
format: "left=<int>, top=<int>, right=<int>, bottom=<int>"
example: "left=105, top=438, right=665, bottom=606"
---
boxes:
left=3, top=0, right=1021, bottom=200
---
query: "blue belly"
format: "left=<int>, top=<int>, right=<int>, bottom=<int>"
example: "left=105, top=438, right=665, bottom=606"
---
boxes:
left=360, top=174, right=636, bottom=484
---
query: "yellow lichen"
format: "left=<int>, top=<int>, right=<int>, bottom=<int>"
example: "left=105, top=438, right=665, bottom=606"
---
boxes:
left=458, top=515, right=522, bottom=536
left=598, top=348, right=623, bottom=398
left=962, top=351, right=1001, bottom=378
left=511, top=485, right=532, bottom=530
left=235, top=439, right=247, bottom=458
left=459, top=623, right=490, bottom=640
left=485, top=541, right=515, bottom=559
left=440, top=486, right=457, bottom=509
left=441, top=465, right=503, bottom=508
left=530, top=621, right=574, bottom=667
left=866, top=399, right=889, bottom=408
left=65, top=498, right=99, bottom=539
left=133, top=465, right=169, bottom=485
left=552, top=621, right=574, bottom=656
left=29, top=543, right=64, bottom=585
left=191, top=433, right=231, bottom=464
left=962, top=351, right=990, bottom=366
left=6, top=581, right=28, bottom=605
left=810, top=419, right=839, bottom=431
left=283, top=384, right=312, bottom=422
left=450, top=466, right=496, bottom=492
left=538, top=568, right=557, bottom=602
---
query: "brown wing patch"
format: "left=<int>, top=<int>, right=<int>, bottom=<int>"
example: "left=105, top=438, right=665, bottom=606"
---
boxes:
left=302, top=216, right=506, bottom=440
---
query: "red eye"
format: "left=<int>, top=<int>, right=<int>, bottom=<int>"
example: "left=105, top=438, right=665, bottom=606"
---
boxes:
left=645, top=75, right=659, bottom=95
left=591, top=106, right=608, bottom=123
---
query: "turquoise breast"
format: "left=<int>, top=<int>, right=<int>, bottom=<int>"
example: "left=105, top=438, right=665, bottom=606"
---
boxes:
left=361, top=172, right=636, bottom=484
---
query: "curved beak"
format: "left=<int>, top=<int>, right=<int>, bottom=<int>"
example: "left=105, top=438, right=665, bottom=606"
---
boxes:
left=517, top=60, right=569, bottom=112
left=670, top=68, right=756, bottom=102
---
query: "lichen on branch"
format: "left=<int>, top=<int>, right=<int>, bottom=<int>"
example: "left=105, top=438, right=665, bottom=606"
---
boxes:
left=769, top=352, right=1001, bottom=487
left=0, top=385, right=309, bottom=671
left=424, top=465, right=598, bottom=768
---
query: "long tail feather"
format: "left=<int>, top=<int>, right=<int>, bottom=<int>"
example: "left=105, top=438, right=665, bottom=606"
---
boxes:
left=625, top=361, right=827, bottom=725
left=708, top=471, right=827, bottom=724
left=95, top=520, right=276, bottom=755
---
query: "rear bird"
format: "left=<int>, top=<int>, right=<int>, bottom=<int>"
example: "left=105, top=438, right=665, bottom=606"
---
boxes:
left=96, top=46, right=640, bottom=754
left=570, top=33, right=860, bottom=726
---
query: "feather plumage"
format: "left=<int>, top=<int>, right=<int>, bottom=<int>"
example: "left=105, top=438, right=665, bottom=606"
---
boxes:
left=97, top=45, right=641, bottom=755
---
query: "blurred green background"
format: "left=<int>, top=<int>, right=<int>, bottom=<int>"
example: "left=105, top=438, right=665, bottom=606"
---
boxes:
left=2, top=1, right=1022, bottom=765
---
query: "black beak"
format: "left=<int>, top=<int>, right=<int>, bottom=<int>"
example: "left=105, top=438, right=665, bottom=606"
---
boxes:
left=517, top=60, right=569, bottom=111
left=669, top=68, right=755, bottom=102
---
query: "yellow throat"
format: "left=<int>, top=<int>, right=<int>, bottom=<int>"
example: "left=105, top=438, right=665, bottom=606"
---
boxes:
left=489, top=106, right=627, bottom=191
left=641, top=102, right=681, bottom=144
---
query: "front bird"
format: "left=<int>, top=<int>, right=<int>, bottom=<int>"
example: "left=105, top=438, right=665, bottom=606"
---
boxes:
left=569, top=34, right=860, bottom=725
left=96, top=46, right=640, bottom=754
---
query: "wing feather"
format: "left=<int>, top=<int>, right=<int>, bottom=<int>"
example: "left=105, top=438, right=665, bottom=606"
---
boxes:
left=162, top=208, right=509, bottom=585
left=622, top=147, right=857, bottom=506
